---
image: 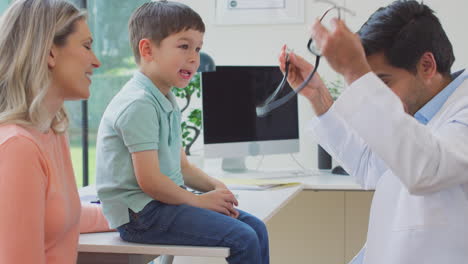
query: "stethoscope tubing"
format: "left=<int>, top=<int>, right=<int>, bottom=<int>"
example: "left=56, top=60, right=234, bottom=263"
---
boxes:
left=256, top=56, right=320, bottom=117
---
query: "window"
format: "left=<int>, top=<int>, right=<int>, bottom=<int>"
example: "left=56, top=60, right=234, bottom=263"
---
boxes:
left=66, top=0, right=149, bottom=186
left=0, top=0, right=9, bottom=13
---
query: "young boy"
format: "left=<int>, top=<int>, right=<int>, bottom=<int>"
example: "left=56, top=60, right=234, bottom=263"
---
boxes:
left=95, top=1, right=269, bottom=263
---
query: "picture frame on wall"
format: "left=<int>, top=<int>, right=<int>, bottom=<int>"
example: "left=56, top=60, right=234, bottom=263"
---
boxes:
left=215, top=0, right=305, bottom=25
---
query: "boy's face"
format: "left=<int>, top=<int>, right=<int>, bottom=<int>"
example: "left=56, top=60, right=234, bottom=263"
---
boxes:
left=148, top=29, right=204, bottom=92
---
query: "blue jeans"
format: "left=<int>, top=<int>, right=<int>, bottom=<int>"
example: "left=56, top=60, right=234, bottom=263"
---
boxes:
left=117, top=200, right=270, bottom=264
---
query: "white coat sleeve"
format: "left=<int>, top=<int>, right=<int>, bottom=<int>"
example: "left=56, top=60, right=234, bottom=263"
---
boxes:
left=347, top=244, right=366, bottom=264
left=333, top=72, right=468, bottom=195
left=308, top=107, right=389, bottom=189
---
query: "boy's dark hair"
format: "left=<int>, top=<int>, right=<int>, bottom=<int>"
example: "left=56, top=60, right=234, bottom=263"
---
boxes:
left=358, top=0, right=454, bottom=75
left=128, top=0, right=205, bottom=64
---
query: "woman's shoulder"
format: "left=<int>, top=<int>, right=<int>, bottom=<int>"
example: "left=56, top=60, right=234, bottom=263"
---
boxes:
left=0, top=124, right=45, bottom=151
left=0, top=125, right=51, bottom=198
left=0, top=123, right=33, bottom=140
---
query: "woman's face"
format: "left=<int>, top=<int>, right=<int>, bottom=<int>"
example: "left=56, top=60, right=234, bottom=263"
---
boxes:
left=48, top=19, right=101, bottom=100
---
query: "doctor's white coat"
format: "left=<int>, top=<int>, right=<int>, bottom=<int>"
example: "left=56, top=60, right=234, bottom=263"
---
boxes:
left=310, top=72, right=468, bottom=264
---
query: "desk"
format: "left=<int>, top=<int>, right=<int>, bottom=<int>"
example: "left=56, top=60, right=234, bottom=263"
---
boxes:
left=77, top=184, right=303, bottom=264
left=204, top=165, right=362, bottom=191
left=207, top=170, right=372, bottom=264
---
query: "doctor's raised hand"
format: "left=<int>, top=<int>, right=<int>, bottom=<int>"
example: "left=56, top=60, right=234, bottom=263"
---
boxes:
left=278, top=45, right=333, bottom=116
left=310, top=18, right=371, bottom=85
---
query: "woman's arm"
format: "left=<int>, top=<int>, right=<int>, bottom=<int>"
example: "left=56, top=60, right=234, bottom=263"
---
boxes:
left=80, top=204, right=113, bottom=233
left=0, top=137, right=47, bottom=264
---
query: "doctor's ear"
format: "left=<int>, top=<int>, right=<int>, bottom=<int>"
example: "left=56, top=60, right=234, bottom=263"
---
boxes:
left=48, top=45, right=58, bottom=69
left=416, top=52, right=437, bottom=79
left=139, top=38, right=156, bottom=63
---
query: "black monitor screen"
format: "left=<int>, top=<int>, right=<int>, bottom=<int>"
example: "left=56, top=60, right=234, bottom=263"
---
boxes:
left=202, top=66, right=299, bottom=144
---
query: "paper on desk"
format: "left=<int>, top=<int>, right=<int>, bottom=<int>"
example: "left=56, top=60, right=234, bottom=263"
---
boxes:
left=221, top=178, right=300, bottom=190
left=80, top=194, right=100, bottom=204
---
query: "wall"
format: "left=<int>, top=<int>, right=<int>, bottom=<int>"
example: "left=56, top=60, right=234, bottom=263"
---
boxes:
left=177, top=0, right=346, bottom=170
left=0, top=0, right=8, bottom=13
left=176, top=0, right=468, bottom=171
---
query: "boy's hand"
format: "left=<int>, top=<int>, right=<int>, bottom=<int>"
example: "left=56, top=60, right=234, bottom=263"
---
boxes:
left=195, top=189, right=239, bottom=218
left=214, top=184, right=240, bottom=218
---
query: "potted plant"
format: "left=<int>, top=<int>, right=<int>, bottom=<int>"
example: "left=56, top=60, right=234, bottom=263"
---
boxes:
left=318, top=77, right=345, bottom=170
left=327, top=77, right=344, bottom=101
left=172, top=73, right=202, bottom=156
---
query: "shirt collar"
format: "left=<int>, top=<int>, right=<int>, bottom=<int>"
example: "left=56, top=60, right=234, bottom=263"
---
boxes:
left=132, top=71, right=179, bottom=113
left=414, top=69, right=468, bottom=125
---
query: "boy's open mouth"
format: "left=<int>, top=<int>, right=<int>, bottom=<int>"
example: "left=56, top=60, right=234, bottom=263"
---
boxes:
left=179, top=69, right=192, bottom=79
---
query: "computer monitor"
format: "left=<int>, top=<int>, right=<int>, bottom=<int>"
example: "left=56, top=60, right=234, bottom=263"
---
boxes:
left=201, top=65, right=299, bottom=172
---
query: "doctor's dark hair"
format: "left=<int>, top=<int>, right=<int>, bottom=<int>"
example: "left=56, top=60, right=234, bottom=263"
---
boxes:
left=128, top=0, right=205, bottom=64
left=358, top=0, right=454, bottom=75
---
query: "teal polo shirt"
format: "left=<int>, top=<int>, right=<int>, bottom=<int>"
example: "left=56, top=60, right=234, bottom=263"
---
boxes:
left=96, top=70, right=183, bottom=228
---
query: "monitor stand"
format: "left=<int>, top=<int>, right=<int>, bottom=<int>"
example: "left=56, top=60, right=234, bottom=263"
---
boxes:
left=221, top=157, right=247, bottom=173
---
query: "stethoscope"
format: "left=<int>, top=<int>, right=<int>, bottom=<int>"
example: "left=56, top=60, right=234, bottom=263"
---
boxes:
left=256, top=0, right=355, bottom=117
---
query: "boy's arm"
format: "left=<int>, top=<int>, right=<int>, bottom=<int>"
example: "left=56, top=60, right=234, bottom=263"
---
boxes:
left=132, top=150, right=237, bottom=216
left=132, top=150, right=200, bottom=204
left=180, top=149, right=227, bottom=192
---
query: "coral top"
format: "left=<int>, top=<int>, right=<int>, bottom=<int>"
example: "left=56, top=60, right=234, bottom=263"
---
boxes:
left=0, top=124, right=110, bottom=264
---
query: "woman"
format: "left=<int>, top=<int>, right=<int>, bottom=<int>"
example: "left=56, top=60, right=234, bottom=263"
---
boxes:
left=0, top=0, right=109, bottom=263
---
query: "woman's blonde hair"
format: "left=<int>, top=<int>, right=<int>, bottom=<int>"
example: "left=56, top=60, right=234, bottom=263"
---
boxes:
left=0, top=0, right=86, bottom=133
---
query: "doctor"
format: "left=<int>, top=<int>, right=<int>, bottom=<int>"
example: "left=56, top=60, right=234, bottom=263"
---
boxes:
left=280, top=1, right=468, bottom=263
